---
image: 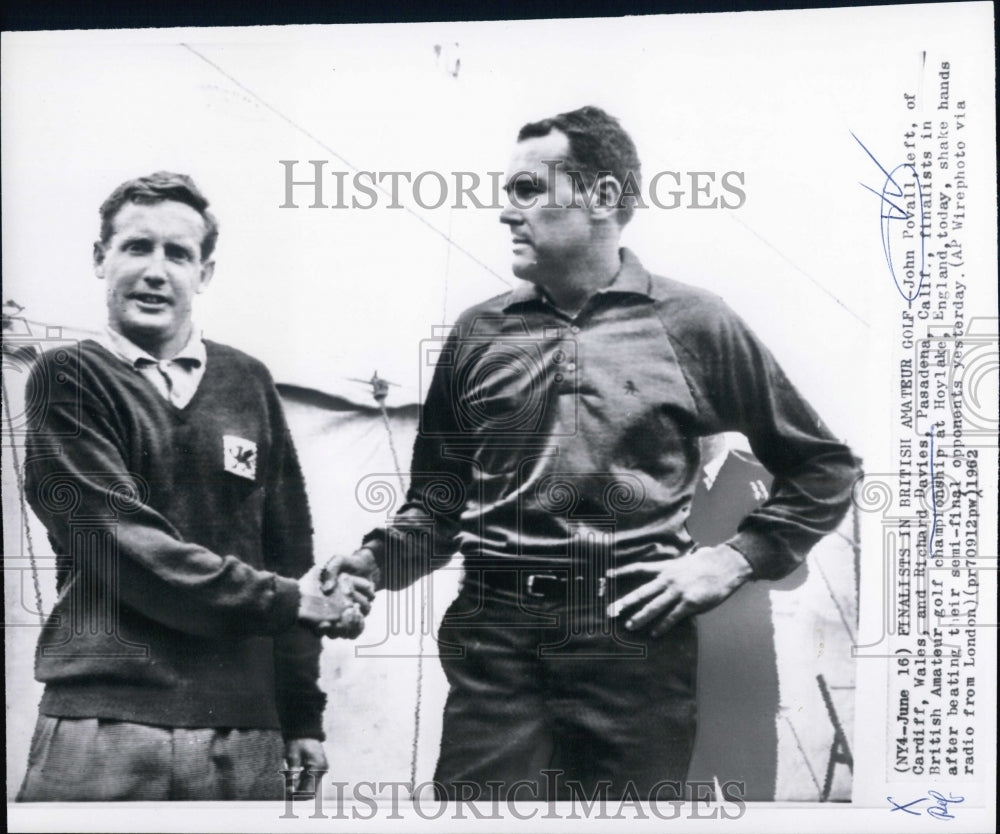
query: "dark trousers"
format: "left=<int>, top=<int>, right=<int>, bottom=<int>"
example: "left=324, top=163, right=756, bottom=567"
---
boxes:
left=433, top=586, right=697, bottom=801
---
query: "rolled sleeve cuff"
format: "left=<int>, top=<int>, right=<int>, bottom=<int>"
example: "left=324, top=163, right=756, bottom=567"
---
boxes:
left=267, top=575, right=304, bottom=632
left=361, top=530, right=388, bottom=589
left=280, top=693, right=327, bottom=742
left=725, top=528, right=803, bottom=581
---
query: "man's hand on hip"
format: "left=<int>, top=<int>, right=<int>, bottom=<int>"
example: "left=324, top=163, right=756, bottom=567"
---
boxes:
left=605, top=545, right=754, bottom=637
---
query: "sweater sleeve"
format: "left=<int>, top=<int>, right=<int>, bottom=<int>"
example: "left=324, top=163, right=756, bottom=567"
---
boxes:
left=362, top=330, right=470, bottom=590
left=24, top=349, right=302, bottom=638
left=260, top=378, right=327, bottom=742
left=673, top=300, right=862, bottom=579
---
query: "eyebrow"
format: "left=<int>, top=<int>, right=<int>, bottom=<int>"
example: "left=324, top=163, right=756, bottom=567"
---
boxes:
left=117, top=234, right=152, bottom=248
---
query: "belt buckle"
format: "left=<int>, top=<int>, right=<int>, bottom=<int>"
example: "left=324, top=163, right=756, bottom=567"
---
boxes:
left=525, top=573, right=560, bottom=598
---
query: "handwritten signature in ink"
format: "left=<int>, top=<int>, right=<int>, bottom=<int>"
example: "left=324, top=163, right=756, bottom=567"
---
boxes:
left=852, top=132, right=926, bottom=304
left=888, top=790, right=965, bottom=820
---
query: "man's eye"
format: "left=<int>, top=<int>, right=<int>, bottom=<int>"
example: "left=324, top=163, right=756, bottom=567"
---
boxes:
left=513, top=183, right=541, bottom=198
left=165, top=246, right=193, bottom=262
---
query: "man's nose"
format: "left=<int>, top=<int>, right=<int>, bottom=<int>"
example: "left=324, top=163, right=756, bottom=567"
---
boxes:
left=142, top=249, right=168, bottom=283
left=499, top=202, right=521, bottom=226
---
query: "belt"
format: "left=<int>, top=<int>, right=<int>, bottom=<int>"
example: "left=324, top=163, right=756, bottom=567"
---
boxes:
left=472, top=568, right=608, bottom=601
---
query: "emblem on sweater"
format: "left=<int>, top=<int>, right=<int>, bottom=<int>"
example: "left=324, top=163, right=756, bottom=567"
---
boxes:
left=223, top=435, right=257, bottom=480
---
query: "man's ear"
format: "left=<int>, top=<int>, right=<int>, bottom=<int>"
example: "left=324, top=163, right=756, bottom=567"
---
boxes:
left=197, top=260, right=215, bottom=293
left=591, top=174, right=623, bottom=222
left=93, top=241, right=106, bottom=278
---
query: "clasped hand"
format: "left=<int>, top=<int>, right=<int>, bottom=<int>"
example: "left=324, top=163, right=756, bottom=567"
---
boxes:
left=297, top=563, right=375, bottom=639
left=321, top=547, right=381, bottom=591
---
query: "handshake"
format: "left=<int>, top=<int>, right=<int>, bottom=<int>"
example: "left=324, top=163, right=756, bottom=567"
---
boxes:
left=297, top=548, right=382, bottom=639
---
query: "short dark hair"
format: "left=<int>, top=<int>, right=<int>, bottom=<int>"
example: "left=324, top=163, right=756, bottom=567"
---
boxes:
left=98, top=171, right=219, bottom=260
left=517, top=105, right=641, bottom=224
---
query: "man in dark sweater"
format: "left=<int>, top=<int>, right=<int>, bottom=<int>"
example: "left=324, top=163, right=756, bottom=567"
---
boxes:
left=326, top=107, right=861, bottom=799
left=17, top=172, right=371, bottom=801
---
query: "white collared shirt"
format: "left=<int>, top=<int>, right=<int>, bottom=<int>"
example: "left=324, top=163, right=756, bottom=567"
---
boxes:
left=100, top=327, right=207, bottom=408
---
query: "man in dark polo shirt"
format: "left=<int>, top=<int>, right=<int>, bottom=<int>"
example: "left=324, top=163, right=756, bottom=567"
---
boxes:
left=17, top=172, right=371, bottom=801
left=327, top=107, right=860, bottom=800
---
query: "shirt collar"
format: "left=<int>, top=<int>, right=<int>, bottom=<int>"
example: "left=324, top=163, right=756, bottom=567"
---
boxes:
left=100, top=326, right=206, bottom=368
left=502, top=248, right=653, bottom=311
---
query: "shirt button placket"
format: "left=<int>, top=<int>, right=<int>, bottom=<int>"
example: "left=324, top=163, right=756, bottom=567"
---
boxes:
left=565, top=322, right=580, bottom=386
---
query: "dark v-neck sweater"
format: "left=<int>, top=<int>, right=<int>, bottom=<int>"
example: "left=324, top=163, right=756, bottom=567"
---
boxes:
left=24, top=339, right=325, bottom=739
